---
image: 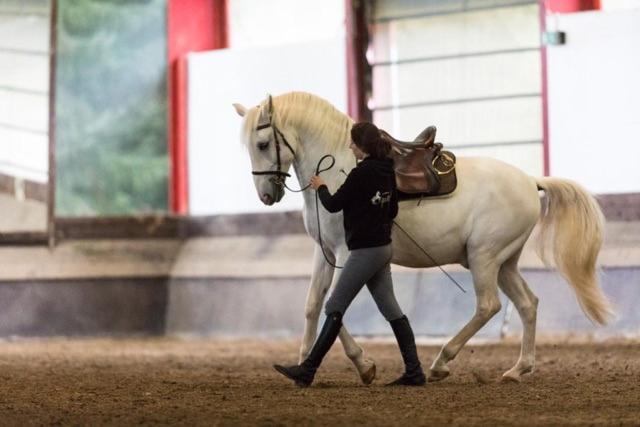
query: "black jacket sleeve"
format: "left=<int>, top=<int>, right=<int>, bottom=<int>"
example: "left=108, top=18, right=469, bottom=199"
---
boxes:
left=389, top=188, right=398, bottom=219
left=316, top=170, right=360, bottom=213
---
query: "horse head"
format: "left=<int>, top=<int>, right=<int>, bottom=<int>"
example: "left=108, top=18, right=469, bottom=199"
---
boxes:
left=234, top=94, right=297, bottom=206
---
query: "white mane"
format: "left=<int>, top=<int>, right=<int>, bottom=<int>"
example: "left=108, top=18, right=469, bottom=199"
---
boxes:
left=242, top=92, right=353, bottom=154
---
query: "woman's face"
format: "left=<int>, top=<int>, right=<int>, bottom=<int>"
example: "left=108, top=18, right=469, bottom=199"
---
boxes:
left=349, top=140, right=367, bottom=160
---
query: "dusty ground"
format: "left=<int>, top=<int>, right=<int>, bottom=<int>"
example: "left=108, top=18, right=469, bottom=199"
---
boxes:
left=0, top=339, right=638, bottom=426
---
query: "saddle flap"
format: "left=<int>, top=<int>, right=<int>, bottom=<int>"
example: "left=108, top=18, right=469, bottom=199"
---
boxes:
left=383, top=127, right=457, bottom=198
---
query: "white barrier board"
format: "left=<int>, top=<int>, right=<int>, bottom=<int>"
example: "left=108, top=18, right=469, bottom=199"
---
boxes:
left=187, top=38, right=347, bottom=214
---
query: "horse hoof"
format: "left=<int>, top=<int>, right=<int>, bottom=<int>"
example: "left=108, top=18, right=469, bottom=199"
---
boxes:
left=427, top=369, right=450, bottom=382
left=501, top=365, right=533, bottom=383
left=360, top=363, right=376, bottom=385
left=500, top=373, right=521, bottom=383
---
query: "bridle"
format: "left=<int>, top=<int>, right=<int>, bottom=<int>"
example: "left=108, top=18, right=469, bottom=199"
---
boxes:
left=249, top=107, right=341, bottom=268
left=250, top=119, right=300, bottom=189
left=250, top=114, right=317, bottom=194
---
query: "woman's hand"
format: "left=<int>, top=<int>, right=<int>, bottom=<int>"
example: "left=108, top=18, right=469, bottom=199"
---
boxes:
left=309, top=175, right=326, bottom=190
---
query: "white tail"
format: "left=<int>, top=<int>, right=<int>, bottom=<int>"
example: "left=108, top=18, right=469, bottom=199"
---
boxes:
left=535, top=177, right=614, bottom=325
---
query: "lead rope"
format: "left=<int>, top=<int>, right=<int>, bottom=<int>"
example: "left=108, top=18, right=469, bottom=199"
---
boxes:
left=314, top=155, right=343, bottom=269
left=285, top=154, right=465, bottom=292
left=392, top=220, right=466, bottom=293
left=280, top=154, right=346, bottom=267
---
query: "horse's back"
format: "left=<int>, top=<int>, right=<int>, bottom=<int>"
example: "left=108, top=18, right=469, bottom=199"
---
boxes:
left=408, top=156, right=539, bottom=216
left=455, top=156, right=540, bottom=211
left=457, top=156, right=537, bottom=189
left=392, top=156, right=540, bottom=268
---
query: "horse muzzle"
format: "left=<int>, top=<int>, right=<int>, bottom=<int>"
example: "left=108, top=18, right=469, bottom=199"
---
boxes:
left=260, top=178, right=285, bottom=205
left=271, top=179, right=285, bottom=203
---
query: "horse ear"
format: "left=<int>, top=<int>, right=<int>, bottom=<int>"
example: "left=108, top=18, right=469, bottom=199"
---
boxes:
left=257, top=95, right=272, bottom=123
left=267, top=94, right=273, bottom=119
left=233, top=103, right=247, bottom=117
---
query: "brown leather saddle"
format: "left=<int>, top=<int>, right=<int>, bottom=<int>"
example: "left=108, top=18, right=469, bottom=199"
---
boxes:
left=381, top=126, right=457, bottom=200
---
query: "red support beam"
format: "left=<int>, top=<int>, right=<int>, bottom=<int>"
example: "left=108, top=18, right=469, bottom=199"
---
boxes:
left=167, top=0, right=228, bottom=214
left=539, top=0, right=550, bottom=176
left=345, top=0, right=371, bottom=123
left=48, top=0, right=58, bottom=246
left=546, top=0, right=600, bottom=13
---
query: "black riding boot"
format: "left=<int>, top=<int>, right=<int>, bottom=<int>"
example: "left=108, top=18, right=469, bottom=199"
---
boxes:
left=386, top=315, right=426, bottom=386
left=273, top=312, right=343, bottom=387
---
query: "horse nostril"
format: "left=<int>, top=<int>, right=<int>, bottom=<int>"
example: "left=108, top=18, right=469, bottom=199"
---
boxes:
left=262, top=194, right=273, bottom=204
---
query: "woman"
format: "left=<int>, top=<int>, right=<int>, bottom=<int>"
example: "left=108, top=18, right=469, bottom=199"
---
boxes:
left=274, top=122, right=426, bottom=387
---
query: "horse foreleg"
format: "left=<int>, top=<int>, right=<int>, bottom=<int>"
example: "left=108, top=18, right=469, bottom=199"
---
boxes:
left=429, top=261, right=501, bottom=382
left=498, top=254, right=539, bottom=382
left=338, top=327, right=376, bottom=385
left=299, top=245, right=334, bottom=363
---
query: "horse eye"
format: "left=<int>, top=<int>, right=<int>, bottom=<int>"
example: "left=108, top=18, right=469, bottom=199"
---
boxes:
left=257, top=141, right=269, bottom=151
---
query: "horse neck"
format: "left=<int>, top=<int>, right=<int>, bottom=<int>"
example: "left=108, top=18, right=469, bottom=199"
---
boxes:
left=293, top=132, right=355, bottom=205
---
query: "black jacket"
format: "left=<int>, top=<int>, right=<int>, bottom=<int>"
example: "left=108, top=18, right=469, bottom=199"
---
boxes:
left=317, top=156, right=398, bottom=250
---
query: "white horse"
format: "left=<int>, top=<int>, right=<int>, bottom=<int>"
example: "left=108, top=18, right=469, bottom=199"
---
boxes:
left=233, top=91, right=613, bottom=383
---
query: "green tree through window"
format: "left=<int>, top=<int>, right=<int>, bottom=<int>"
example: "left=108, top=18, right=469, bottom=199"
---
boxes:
left=55, top=0, right=168, bottom=215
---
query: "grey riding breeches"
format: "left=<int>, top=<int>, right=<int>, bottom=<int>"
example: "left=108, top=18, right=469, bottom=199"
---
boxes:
left=324, top=244, right=404, bottom=322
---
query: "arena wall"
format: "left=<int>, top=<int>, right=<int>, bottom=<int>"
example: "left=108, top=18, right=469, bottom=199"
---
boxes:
left=0, top=221, right=638, bottom=338
left=0, top=1, right=49, bottom=184
left=546, top=8, right=640, bottom=193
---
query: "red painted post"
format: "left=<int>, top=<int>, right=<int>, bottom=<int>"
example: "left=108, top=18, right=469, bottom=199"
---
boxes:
left=167, top=0, right=228, bottom=214
left=539, top=0, right=550, bottom=176
left=345, top=0, right=371, bottom=123
left=546, top=0, right=600, bottom=13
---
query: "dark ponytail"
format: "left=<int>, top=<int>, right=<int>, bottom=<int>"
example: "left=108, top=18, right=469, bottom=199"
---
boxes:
left=350, top=122, right=391, bottom=159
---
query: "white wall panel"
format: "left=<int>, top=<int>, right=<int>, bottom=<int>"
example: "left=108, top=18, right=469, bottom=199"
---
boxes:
left=601, top=0, right=640, bottom=10
left=374, top=97, right=542, bottom=146
left=373, top=51, right=540, bottom=106
left=229, top=0, right=345, bottom=48
left=0, top=1, right=48, bottom=15
left=0, top=4, right=50, bottom=185
left=372, top=4, right=539, bottom=63
left=0, top=14, right=49, bottom=53
left=371, top=1, right=543, bottom=176
left=547, top=9, right=640, bottom=193
left=0, top=89, right=47, bottom=131
left=0, top=0, right=49, bottom=186
left=0, top=52, right=48, bottom=93
left=374, top=0, right=536, bottom=19
left=187, top=38, right=347, bottom=215
left=0, top=128, right=48, bottom=182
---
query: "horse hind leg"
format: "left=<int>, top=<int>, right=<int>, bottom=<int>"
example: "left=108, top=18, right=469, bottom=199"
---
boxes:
left=498, top=251, right=539, bottom=382
left=429, top=259, right=502, bottom=382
